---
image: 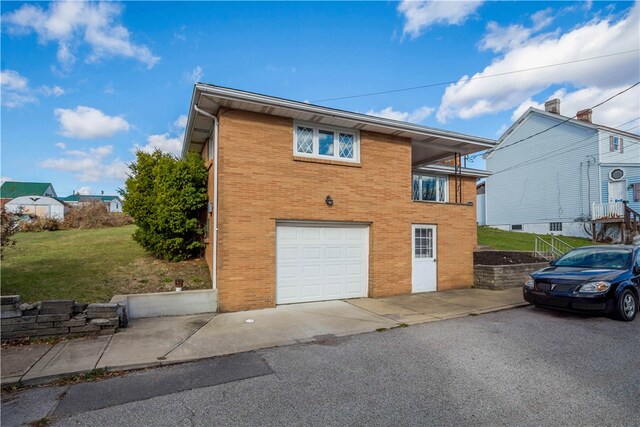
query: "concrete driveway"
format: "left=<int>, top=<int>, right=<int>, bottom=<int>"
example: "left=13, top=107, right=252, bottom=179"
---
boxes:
left=1, top=288, right=525, bottom=386
left=3, top=305, right=638, bottom=426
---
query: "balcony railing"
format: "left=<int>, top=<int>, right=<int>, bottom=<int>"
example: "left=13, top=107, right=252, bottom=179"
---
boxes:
left=591, top=202, right=625, bottom=221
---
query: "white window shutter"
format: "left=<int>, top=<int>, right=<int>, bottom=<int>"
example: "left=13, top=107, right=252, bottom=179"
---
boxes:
left=620, top=138, right=624, bottom=153
left=609, top=135, right=614, bottom=152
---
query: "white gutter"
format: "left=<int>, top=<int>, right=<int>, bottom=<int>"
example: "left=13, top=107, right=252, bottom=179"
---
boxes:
left=194, top=105, right=219, bottom=291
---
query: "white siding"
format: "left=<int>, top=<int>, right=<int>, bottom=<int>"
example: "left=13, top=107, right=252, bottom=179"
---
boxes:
left=485, top=112, right=599, bottom=232
left=476, top=194, right=486, bottom=225
left=109, top=199, right=123, bottom=212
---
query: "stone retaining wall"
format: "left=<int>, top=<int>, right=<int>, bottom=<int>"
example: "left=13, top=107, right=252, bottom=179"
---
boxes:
left=0, top=296, right=127, bottom=341
left=474, top=263, right=550, bottom=290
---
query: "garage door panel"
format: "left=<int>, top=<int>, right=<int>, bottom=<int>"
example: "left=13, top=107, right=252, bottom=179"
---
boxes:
left=276, top=225, right=368, bottom=304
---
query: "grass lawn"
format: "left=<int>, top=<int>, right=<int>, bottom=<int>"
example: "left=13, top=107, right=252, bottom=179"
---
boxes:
left=477, top=226, right=596, bottom=251
left=1, top=225, right=211, bottom=303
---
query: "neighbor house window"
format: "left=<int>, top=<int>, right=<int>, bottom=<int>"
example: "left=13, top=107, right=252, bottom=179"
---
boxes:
left=511, top=224, right=523, bottom=231
left=550, top=222, right=562, bottom=232
left=412, top=174, right=447, bottom=202
left=294, top=122, right=359, bottom=162
left=609, top=136, right=624, bottom=153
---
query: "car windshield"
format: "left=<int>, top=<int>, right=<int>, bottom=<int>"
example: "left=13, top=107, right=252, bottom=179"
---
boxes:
left=553, top=248, right=631, bottom=269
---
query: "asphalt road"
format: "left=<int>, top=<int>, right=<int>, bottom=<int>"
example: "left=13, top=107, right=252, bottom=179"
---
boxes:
left=3, top=305, right=639, bottom=426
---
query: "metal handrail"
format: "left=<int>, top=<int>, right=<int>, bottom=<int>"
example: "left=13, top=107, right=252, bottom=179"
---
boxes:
left=534, top=235, right=574, bottom=261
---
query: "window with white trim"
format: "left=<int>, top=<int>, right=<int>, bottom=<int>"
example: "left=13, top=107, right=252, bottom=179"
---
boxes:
left=294, top=123, right=359, bottom=162
left=609, top=136, right=624, bottom=153
left=549, top=222, right=562, bottom=232
left=412, top=174, right=448, bottom=202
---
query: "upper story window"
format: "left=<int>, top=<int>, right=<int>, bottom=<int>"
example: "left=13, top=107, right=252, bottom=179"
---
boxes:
left=413, top=174, right=448, bottom=202
left=609, top=136, right=624, bottom=153
left=294, top=122, right=359, bottom=162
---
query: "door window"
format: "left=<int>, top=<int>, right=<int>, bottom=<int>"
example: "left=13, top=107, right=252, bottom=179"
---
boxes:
left=414, top=228, right=433, bottom=258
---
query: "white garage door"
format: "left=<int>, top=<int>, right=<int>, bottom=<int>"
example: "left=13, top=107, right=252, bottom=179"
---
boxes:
left=276, top=224, right=369, bottom=304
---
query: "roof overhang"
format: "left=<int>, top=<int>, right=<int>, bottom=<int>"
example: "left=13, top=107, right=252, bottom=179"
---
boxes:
left=414, top=164, right=492, bottom=178
left=182, top=84, right=496, bottom=162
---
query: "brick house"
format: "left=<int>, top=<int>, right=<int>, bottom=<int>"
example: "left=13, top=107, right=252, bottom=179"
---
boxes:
left=182, top=85, right=494, bottom=312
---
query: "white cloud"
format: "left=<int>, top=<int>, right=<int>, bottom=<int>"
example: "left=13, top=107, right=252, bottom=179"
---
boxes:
left=133, top=114, right=187, bottom=157
left=40, top=145, right=128, bottom=182
left=184, top=66, right=203, bottom=83
left=136, top=133, right=183, bottom=157
left=437, top=2, right=640, bottom=126
left=0, top=70, right=28, bottom=90
left=1, top=69, right=65, bottom=108
left=55, top=142, right=66, bottom=149
left=55, top=106, right=130, bottom=139
left=398, top=0, right=484, bottom=38
left=40, top=85, right=65, bottom=96
left=76, top=186, right=92, bottom=195
left=511, top=86, right=640, bottom=130
left=1, top=69, right=37, bottom=108
left=2, top=1, right=160, bottom=69
left=174, top=114, right=188, bottom=129
left=366, top=105, right=435, bottom=123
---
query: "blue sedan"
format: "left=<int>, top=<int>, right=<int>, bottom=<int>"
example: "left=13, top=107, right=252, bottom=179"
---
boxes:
left=523, top=245, right=640, bottom=321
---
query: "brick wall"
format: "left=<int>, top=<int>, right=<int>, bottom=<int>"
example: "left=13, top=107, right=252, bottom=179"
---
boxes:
left=208, top=110, right=478, bottom=312
left=474, top=263, right=550, bottom=290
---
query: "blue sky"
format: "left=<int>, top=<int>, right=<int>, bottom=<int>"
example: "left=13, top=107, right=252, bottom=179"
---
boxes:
left=1, top=1, right=639, bottom=196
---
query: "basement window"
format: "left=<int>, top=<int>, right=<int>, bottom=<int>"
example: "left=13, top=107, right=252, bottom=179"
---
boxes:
left=511, top=224, right=523, bottom=231
left=550, top=222, right=562, bottom=232
left=294, top=122, right=359, bottom=162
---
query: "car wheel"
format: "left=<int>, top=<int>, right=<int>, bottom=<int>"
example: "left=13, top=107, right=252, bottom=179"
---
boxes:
left=616, top=289, right=637, bottom=321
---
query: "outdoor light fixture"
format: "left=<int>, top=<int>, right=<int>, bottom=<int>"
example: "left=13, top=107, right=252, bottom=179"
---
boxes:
left=325, top=195, right=334, bottom=207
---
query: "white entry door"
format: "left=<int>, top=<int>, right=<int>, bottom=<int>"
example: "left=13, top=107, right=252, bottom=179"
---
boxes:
left=608, top=180, right=626, bottom=202
left=412, top=225, right=437, bottom=293
left=276, top=224, right=369, bottom=304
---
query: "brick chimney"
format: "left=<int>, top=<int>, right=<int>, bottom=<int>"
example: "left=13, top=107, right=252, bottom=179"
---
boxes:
left=544, top=98, right=560, bottom=114
left=577, top=109, right=592, bottom=123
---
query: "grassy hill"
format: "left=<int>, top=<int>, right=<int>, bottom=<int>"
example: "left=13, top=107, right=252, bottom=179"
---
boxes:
left=1, top=225, right=211, bottom=303
left=477, top=226, right=596, bottom=251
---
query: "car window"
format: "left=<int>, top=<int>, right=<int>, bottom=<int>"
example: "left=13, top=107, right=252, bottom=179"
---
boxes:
left=554, top=248, right=631, bottom=269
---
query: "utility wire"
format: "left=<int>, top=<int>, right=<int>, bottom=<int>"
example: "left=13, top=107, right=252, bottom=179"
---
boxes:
left=311, top=49, right=640, bottom=103
left=491, top=81, right=640, bottom=153
left=488, top=122, right=640, bottom=177
left=465, top=116, right=640, bottom=162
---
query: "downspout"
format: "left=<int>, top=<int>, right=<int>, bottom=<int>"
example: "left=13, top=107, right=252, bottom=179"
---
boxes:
left=194, top=105, right=219, bottom=291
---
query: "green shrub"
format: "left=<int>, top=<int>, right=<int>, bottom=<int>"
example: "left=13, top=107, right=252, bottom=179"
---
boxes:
left=121, top=150, right=208, bottom=261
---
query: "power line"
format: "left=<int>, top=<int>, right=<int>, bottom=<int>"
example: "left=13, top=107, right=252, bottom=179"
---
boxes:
left=311, top=49, right=640, bottom=103
left=491, top=81, right=640, bottom=153
left=466, top=116, right=640, bottom=163
left=488, top=122, right=640, bottom=177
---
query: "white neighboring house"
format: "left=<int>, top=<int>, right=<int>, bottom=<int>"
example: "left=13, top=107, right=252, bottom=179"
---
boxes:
left=5, top=196, right=68, bottom=219
left=483, top=99, right=640, bottom=241
left=61, top=194, right=123, bottom=213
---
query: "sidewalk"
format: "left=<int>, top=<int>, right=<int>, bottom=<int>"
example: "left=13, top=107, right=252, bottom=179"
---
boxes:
left=1, top=288, right=526, bottom=386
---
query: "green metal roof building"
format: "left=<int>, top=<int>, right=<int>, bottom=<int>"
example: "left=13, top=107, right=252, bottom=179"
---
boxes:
left=0, top=181, right=57, bottom=199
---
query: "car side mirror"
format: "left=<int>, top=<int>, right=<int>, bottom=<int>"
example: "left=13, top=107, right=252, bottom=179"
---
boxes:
left=634, top=265, right=640, bottom=275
